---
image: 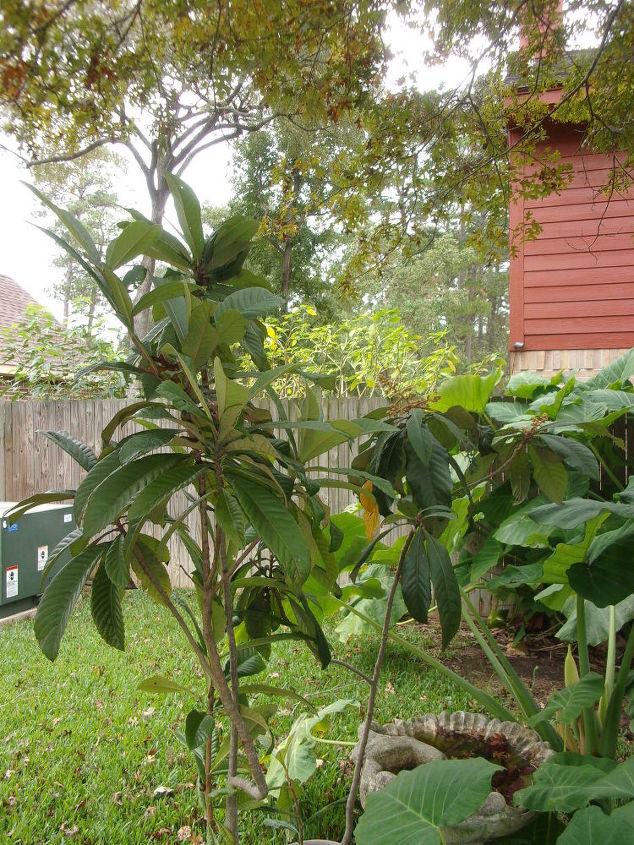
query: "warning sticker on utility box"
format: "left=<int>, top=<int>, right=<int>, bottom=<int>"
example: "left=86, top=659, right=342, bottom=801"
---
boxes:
left=37, top=546, right=49, bottom=571
left=6, top=565, right=18, bottom=598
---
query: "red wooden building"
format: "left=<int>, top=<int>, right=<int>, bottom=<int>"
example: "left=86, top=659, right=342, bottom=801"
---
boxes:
left=507, top=21, right=634, bottom=377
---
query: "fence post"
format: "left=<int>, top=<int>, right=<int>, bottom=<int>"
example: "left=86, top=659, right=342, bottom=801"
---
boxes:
left=0, top=402, right=6, bottom=501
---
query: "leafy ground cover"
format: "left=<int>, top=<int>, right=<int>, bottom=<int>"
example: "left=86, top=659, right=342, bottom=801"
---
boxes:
left=1, top=590, right=478, bottom=845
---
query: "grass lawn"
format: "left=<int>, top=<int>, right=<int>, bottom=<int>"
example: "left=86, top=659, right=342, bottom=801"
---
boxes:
left=1, top=589, right=480, bottom=844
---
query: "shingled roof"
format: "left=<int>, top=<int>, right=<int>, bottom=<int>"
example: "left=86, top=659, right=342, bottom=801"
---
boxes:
left=0, top=274, right=38, bottom=330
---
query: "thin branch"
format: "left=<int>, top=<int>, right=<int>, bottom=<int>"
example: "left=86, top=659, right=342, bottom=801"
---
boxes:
left=27, top=137, right=119, bottom=168
left=340, top=530, right=415, bottom=845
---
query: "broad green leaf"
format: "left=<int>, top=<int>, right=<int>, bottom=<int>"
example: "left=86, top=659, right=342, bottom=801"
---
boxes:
left=90, top=560, right=124, bottom=650
left=569, top=521, right=634, bottom=607
left=487, top=563, right=543, bottom=591
left=400, top=529, right=431, bottom=623
left=584, top=349, right=634, bottom=389
left=105, top=220, right=161, bottom=269
left=138, top=675, right=196, bottom=696
left=165, top=173, right=205, bottom=260
left=131, top=537, right=171, bottom=604
left=182, top=300, right=218, bottom=370
left=102, top=265, right=134, bottom=327
left=38, top=430, right=96, bottom=471
left=215, top=287, right=283, bottom=320
left=405, top=437, right=452, bottom=512
left=355, top=757, right=502, bottom=845
left=537, top=434, right=599, bottom=481
left=514, top=754, right=620, bottom=812
left=507, top=371, right=559, bottom=399
left=185, top=709, right=215, bottom=750
left=215, top=308, right=246, bottom=346
left=104, top=535, right=129, bottom=588
left=34, top=544, right=106, bottom=660
left=118, top=428, right=179, bottom=463
left=214, top=489, right=246, bottom=548
left=406, top=409, right=433, bottom=465
left=153, top=275, right=189, bottom=342
left=527, top=673, right=604, bottom=726
left=132, top=279, right=196, bottom=315
left=26, top=183, right=101, bottom=264
left=470, top=536, right=504, bottom=581
left=432, top=369, right=501, bottom=413
left=206, top=216, right=259, bottom=270
left=4, top=491, right=75, bottom=524
left=557, top=805, right=634, bottom=845
left=542, top=514, right=610, bottom=585
left=82, top=454, right=185, bottom=535
left=230, top=474, right=310, bottom=584
left=214, top=357, right=248, bottom=421
left=557, top=595, right=634, bottom=646
left=529, top=445, right=568, bottom=504
left=427, top=534, right=461, bottom=648
left=530, top=498, right=634, bottom=529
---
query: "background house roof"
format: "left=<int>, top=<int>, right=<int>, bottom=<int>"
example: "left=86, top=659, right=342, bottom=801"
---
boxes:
left=0, top=274, right=38, bottom=330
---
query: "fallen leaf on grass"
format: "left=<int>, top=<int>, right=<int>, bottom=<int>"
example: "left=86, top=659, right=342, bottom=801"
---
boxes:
left=177, top=826, right=192, bottom=841
left=153, top=786, right=174, bottom=797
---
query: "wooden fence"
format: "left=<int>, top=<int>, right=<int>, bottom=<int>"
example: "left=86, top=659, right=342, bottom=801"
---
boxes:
left=0, top=398, right=496, bottom=614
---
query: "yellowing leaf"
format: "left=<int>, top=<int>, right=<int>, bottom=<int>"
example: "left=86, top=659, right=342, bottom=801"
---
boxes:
left=361, top=481, right=379, bottom=540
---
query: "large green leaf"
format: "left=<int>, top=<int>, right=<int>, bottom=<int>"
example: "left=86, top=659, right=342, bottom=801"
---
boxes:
left=165, top=173, right=205, bottom=260
left=105, top=220, right=161, bottom=269
left=529, top=498, right=634, bottom=529
left=182, top=300, right=218, bottom=370
left=26, top=183, right=101, bottom=264
left=569, top=521, right=634, bottom=607
left=558, top=804, right=634, bottom=845
left=537, top=435, right=599, bottom=481
left=205, top=215, right=259, bottom=270
left=132, top=279, right=196, bottom=315
left=127, top=461, right=203, bottom=523
left=355, top=757, right=502, bottom=845
left=514, top=754, right=625, bottom=812
left=90, top=560, right=125, bottom=650
left=104, top=535, right=129, bottom=588
left=432, top=369, right=501, bottom=413
left=38, top=430, right=97, bottom=471
left=406, top=409, right=433, bottom=465
left=214, top=489, right=246, bottom=548
left=34, top=544, right=106, bottom=660
left=230, top=474, right=310, bottom=584
left=81, top=454, right=185, bottom=535
left=401, top=529, right=431, bottom=623
left=557, top=595, right=634, bottom=646
left=527, top=673, right=604, bottom=727
left=131, top=536, right=171, bottom=603
left=427, top=533, right=461, bottom=648
left=74, top=451, right=121, bottom=522
left=4, top=491, right=75, bottom=525
left=215, top=286, right=283, bottom=320
left=528, top=445, right=568, bottom=504
left=118, top=428, right=179, bottom=463
left=405, top=437, right=452, bottom=512
left=584, top=349, right=634, bottom=389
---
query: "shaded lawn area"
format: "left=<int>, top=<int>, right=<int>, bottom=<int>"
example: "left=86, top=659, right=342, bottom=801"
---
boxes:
left=0, top=590, right=480, bottom=844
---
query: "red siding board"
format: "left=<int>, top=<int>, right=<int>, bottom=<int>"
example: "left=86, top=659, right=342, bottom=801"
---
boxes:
left=526, top=315, right=634, bottom=335
left=524, top=249, right=634, bottom=271
left=525, top=300, right=634, bottom=319
left=524, top=267, right=634, bottom=287
left=525, top=332, right=634, bottom=350
left=532, top=201, right=634, bottom=224
left=525, top=282, right=634, bottom=303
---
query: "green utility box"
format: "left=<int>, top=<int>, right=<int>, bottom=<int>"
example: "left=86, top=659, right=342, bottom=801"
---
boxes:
left=0, top=502, right=76, bottom=619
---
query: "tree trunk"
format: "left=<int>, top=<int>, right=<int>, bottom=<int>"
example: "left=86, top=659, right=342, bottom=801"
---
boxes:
left=281, top=237, right=293, bottom=303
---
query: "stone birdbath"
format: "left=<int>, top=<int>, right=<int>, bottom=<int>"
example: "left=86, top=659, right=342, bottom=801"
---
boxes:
left=351, top=711, right=554, bottom=845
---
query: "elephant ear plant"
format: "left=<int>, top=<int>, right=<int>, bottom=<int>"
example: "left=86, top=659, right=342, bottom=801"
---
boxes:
left=346, top=364, right=634, bottom=845
left=11, top=176, right=394, bottom=844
